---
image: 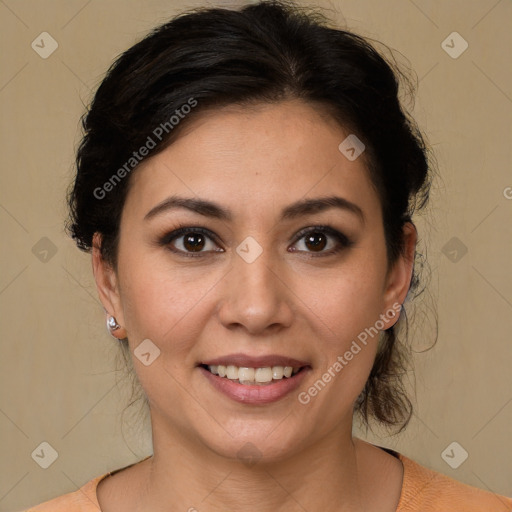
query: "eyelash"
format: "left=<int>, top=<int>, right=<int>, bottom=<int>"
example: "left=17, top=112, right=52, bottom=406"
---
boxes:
left=158, top=224, right=354, bottom=259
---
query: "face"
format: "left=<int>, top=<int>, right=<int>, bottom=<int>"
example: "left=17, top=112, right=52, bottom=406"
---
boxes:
left=93, top=99, right=415, bottom=463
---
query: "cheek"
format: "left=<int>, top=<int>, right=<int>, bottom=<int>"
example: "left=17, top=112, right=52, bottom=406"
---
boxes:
left=294, top=266, right=384, bottom=422
left=291, top=252, right=386, bottom=403
left=117, top=259, right=211, bottom=406
left=298, top=260, right=385, bottom=340
left=117, top=249, right=219, bottom=358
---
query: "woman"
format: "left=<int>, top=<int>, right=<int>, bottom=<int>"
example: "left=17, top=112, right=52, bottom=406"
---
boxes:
left=24, top=1, right=512, bottom=511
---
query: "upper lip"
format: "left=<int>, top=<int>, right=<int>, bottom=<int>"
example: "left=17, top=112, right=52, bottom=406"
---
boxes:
left=200, top=353, right=310, bottom=368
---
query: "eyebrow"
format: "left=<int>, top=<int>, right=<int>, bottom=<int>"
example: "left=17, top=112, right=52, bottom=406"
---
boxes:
left=144, top=194, right=365, bottom=225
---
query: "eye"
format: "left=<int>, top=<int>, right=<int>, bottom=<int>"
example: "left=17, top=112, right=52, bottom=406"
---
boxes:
left=159, top=227, right=223, bottom=258
left=158, top=224, right=354, bottom=258
left=289, top=225, right=354, bottom=256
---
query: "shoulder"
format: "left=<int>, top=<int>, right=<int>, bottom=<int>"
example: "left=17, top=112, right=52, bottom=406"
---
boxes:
left=21, top=474, right=107, bottom=512
left=21, top=455, right=152, bottom=512
left=397, top=452, right=512, bottom=512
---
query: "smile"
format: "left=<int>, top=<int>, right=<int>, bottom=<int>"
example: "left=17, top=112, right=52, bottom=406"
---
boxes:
left=198, top=360, right=311, bottom=404
left=202, top=364, right=303, bottom=386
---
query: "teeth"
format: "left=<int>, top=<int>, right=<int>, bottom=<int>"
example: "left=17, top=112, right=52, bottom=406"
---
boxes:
left=239, top=367, right=255, bottom=381
left=206, top=364, right=301, bottom=385
left=226, top=365, right=238, bottom=379
left=272, top=366, right=284, bottom=379
left=255, top=367, right=273, bottom=383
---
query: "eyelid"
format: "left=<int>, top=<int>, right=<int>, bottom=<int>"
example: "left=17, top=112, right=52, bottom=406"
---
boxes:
left=291, top=225, right=350, bottom=244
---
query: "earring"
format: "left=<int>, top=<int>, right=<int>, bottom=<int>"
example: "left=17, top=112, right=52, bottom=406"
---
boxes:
left=390, top=305, right=403, bottom=320
left=391, top=304, right=403, bottom=318
left=107, top=315, right=121, bottom=333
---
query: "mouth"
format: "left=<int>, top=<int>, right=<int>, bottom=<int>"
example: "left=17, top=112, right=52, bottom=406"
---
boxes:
left=199, top=363, right=308, bottom=386
left=197, top=354, right=311, bottom=404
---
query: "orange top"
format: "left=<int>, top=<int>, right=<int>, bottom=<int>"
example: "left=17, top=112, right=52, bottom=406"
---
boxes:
left=23, top=449, right=512, bottom=511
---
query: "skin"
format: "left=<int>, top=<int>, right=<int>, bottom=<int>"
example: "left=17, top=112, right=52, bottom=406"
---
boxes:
left=92, top=99, right=417, bottom=512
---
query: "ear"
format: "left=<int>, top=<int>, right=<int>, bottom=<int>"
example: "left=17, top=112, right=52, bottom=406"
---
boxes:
left=92, top=232, right=127, bottom=338
left=382, top=221, right=417, bottom=327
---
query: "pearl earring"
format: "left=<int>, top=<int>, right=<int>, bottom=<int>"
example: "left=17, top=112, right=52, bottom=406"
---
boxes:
left=107, top=315, right=121, bottom=332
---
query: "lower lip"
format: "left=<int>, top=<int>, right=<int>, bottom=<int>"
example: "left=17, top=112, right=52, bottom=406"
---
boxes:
left=199, top=366, right=310, bottom=405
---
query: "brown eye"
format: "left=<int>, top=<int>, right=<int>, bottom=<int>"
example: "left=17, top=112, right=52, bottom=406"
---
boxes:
left=304, top=232, right=328, bottom=252
left=290, top=226, right=354, bottom=256
left=159, top=227, right=223, bottom=258
left=182, top=233, right=206, bottom=252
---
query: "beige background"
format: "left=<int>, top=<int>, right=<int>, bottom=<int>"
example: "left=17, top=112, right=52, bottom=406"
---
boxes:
left=1, top=0, right=511, bottom=510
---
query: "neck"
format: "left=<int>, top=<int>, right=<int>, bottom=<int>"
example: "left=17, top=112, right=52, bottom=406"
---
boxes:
left=134, top=423, right=380, bottom=512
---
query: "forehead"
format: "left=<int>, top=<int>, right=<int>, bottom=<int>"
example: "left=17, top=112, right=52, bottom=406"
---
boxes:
left=123, top=100, right=381, bottom=225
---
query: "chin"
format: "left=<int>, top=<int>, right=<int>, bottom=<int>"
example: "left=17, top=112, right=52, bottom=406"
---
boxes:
left=194, top=418, right=309, bottom=466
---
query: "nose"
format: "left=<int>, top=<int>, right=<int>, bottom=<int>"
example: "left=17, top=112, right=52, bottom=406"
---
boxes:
left=216, top=242, right=294, bottom=336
